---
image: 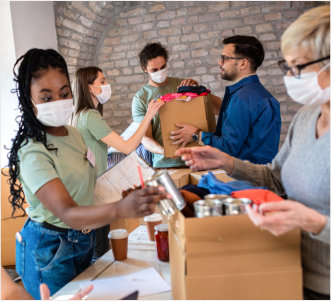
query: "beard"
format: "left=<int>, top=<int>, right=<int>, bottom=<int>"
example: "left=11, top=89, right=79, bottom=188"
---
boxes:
left=220, top=68, right=237, bottom=81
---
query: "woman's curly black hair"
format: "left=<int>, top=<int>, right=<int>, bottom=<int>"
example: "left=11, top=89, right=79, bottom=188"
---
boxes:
left=3, top=48, right=70, bottom=216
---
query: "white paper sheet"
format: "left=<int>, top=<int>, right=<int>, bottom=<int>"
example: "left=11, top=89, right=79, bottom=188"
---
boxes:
left=93, top=152, right=155, bottom=206
left=108, top=122, right=140, bottom=154
left=80, top=267, right=171, bottom=300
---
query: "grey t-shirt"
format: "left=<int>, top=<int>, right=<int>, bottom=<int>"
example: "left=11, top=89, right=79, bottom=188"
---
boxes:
left=231, top=104, right=330, bottom=294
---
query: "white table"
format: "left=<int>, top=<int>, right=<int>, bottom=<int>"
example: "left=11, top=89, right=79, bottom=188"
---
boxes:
left=52, top=226, right=172, bottom=300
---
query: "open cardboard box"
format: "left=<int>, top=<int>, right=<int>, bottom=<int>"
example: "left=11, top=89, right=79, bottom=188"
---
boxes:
left=168, top=168, right=234, bottom=188
left=159, top=96, right=216, bottom=158
left=168, top=212, right=302, bottom=300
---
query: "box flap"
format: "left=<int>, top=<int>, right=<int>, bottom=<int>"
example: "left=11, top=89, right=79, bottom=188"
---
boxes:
left=168, top=168, right=192, bottom=188
left=169, top=211, right=187, bottom=299
left=190, top=169, right=234, bottom=185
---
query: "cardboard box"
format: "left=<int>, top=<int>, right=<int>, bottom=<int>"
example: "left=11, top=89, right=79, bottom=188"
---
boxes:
left=168, top=212, right=302, bottom=300
left=190, top=169, right=235, bottom=185
left=168, top=168, right=192, bottom=187
left=1, top=169, right=28, bottom=266
left=159, top=96, right=216, bottom=158
left=110, top=218, right=140, bottom=233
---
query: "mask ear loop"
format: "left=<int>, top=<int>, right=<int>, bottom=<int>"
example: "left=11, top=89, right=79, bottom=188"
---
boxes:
left=317, top=61, right=330, bottom=75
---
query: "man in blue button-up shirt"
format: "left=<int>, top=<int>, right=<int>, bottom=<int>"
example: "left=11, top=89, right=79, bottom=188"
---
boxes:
left=171, top=35, right=281, bottom=164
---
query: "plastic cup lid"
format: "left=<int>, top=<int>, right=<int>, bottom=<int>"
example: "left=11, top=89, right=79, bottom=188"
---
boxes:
left=144, top=213, right=162, bottom=222
left=154, top=223, right=168, bottom=232
left=108, top=229, right=128, bottom=239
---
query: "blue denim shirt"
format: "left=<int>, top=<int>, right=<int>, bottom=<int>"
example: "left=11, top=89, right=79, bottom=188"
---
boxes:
left=202, top=75, right=281, bottom=164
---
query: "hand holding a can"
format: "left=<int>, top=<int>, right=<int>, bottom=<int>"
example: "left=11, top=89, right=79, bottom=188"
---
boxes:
left=116, top=186, right=168, bottom=218
left=245, top=200, right=328, bottom=236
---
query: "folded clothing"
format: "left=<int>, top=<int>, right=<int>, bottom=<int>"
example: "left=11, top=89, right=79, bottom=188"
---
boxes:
left=198, top=171, right=264, bottom=195
left=180, top=184, right=210, bottom=198
left=180, top=189, right=201, bottom=217
left=231, top=189, right=283, bottom=205
left=177, top=85, right=211, bottom=94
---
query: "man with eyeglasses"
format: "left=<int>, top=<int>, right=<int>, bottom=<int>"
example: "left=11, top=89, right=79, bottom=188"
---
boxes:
left=171, top=35, right=281, bottom=164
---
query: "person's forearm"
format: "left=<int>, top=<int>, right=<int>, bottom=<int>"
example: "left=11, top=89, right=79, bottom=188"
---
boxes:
left=121, top=115, right=154, bottom=154
left=59, top=202, right=123, bottom=230
left=141, top=136, right=164, bottom=155
left=303, top=208, right=328, bottom=235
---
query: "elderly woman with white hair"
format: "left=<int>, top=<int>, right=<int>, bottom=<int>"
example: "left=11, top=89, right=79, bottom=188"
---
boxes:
left=176, top=5, right=330, bottom=299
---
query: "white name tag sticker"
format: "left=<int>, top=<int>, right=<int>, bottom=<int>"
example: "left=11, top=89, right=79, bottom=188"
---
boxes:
left=86, top=148, right=96, bottom=167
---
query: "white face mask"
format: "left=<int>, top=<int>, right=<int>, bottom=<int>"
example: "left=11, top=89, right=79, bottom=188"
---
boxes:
left=32, top=98, right=74, bottom=127
left=93, top=84, right=112, bottom=104
left=149, top=67, right=168, bottom=84
left=283, top=63, right=330, bottom=106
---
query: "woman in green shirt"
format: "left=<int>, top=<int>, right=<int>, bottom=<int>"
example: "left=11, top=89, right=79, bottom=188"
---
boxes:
left=6, top=48, right=165, bottom=299
left=72, top=67, right=164, bottom=258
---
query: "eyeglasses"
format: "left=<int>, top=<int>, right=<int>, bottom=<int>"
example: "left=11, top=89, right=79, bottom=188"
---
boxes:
left=278, top=56, right=330, bottom=78
left=220, top=54, right=244, bottom=64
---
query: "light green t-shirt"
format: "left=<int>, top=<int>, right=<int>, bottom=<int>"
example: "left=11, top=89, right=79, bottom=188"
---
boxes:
left=75, top=109, right=112, bottom=176
left=132, top=77, right=185, bottom=168
left=18, top=126, right=97, bottom=228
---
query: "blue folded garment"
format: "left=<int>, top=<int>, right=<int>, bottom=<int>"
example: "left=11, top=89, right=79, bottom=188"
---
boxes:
left=197, top=171, right=265, bottom=195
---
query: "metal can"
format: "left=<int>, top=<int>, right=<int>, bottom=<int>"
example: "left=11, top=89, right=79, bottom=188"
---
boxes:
left=154, top=224, right=169, bottom=262
left=145, top=170, right=186, bottom=216
left=223, top=197, right=252, bottom=215
left=204, top=194, right=229, bottom=201
left=193, top=199, right=223, bottom=218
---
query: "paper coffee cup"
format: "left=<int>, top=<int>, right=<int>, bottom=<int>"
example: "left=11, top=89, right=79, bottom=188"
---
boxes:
left=109, top=229, right=128, bottom=261
left=144, top=213, right=162, bottom=241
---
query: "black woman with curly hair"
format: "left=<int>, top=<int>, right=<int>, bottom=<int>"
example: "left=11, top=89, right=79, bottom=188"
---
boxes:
left=6, top=48, right=166, bottom=299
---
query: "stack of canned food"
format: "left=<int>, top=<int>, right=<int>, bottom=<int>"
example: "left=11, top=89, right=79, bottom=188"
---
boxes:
left=193, top=194, right=252, bottom=218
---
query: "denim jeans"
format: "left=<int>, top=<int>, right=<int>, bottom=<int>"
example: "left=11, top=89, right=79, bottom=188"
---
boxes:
left=15, top=218, right=95, bottom=299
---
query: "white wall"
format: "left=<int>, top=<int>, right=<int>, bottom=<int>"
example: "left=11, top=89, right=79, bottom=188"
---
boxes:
left=0, top=1, right=57, bottom=168
left=11, top=1, right=58, bottom=58
left=0, top=1, right=18, bottom=169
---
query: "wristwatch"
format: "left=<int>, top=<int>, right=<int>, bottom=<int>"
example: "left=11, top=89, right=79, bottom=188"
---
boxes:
left=192, top=133, right=199, bottom=142
left=192, top=130, right=200, bottom=142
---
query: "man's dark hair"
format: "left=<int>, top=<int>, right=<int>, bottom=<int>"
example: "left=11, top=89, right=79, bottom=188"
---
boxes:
left=139, top=42, right=169, bottom=70
left=222, top=35, right=265, bottom=71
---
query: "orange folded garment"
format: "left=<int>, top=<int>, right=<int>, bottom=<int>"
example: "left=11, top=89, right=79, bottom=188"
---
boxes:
left=231, top=189, right=283, bottom=205
left=180, top=189, right=201, bottom=217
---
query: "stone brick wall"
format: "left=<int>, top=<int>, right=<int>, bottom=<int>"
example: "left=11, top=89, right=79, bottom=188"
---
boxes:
left=54, top=1, right=325, bottom=147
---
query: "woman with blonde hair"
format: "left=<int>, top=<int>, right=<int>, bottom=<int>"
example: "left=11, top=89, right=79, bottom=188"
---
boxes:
left=72, top=67, right=164, bottom=258
left=176, top=5, right=330, bottom=299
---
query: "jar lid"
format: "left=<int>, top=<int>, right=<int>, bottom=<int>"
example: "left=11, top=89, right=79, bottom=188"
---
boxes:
left=155, top=223, right=168, bottom=232
left=144, top=213, right=162, bottom=222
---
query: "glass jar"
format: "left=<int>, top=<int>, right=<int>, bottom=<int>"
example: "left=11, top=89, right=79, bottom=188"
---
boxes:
left=154, top=224, right=169, bottom=262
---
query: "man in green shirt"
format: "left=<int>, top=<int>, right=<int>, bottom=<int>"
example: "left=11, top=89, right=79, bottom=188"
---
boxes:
left=132, top=42, right=198, bottom=168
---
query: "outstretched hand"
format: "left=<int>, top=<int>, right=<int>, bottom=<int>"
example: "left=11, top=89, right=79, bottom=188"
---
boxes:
left=175, top=145, right=233, bottom=173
